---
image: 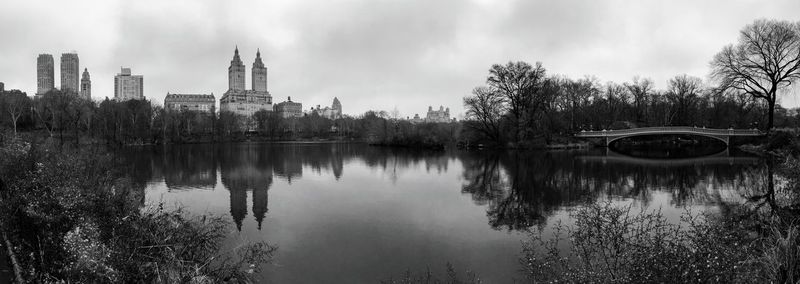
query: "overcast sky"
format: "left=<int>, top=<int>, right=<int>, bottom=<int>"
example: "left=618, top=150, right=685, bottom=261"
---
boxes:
left=1, top=0, right=798, bottom=117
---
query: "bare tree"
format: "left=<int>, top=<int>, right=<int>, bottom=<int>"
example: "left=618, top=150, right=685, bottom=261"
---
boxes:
left=0, top=91, right=30, bottom=136
left=711, top=19, right=800, bottom=130
left=624, top=76, right=654, bottom=125
left=666, top=74, right=703, bottom=125
left=487, top=61, right=547, bottom=142
left=464, top=86, right=505, bottom=142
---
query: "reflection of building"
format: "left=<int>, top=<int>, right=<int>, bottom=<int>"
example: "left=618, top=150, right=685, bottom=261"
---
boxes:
left=80, top=68, right=91, bottom=99
left=220, top=145, right=275, bottom=231
left=37, top=54, right=54, bottom=95
left=253, top=186, right=269, bottom=230
left=219, top=47, right=273, bottom=117
left=60, top=53, right=80, bottom=93
left=114, top=67, right=144, bottom=101
left=164, top=93, right=216, bottom=113
left=274, top=96, right=303, bottom=118
left=425, top=106, right=450, bottom=123
left=309, top=97, right=342, bottom=119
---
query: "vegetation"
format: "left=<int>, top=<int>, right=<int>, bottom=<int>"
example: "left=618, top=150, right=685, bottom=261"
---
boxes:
left=0, top=89, right=459, bottom=148
left=463, top=19, right=800, bottom=148
left=522, top=150, right=800, bottom=283
left=0, top=136, right=275, bottom=283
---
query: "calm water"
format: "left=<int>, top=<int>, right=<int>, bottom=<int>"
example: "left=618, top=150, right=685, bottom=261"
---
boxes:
left=122, top=143, right=769, bottom=283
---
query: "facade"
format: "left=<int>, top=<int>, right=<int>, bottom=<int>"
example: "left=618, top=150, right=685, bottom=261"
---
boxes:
left=164, top=93, right=216, bottom=113
left=37, top=54, right=55, bottom=95
left=228, top=46, right=246, bottom=91
left=114, top=67, right=144, bottom=101
left=251, top=49, right=268, bottom=92
left=219, top=47, right=273, bottom=117
left=309, top=97, right=343, bottom=119
left=274, top=96, right=303, bottom=118
left=80, top=68, right=91, bottom=99
left=425, top=106, right=451, bottom=123
left=60, top=53, right=80, bottom=93
left=410, top=113, right=424, bottom=124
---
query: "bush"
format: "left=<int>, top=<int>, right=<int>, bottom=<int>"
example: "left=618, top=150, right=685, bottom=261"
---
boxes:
left=521, top=203, right=760, bottom=283
left=0, top=137, right=276, bottom=283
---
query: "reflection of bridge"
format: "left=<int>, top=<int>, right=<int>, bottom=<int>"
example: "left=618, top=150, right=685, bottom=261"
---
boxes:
left=575, top=126, right=765, bottom=146
left=577, top=149, right=762, bottom=167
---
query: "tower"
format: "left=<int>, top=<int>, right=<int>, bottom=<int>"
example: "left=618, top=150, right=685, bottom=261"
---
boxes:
left=80, top=68, right=91, bottom=99
left=60, top=52, right=80, bottom=93
left=252, top=49, right=268, bottom=92
left=228, top=46, right=246, bottom=91
left=332, top=97, right=341, bottom=110
left=36, top=54, right=54, bottom=95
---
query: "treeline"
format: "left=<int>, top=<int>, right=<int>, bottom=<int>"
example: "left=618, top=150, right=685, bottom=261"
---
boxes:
left=0, top=89, right=459, bottom=147
left=463, top=19, right=800, bottom=148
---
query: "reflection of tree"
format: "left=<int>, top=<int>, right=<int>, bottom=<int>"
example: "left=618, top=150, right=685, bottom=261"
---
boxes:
left=125, top=143, right=769, bottom=234
left=460, top=150, right=767, bottom=231
left=161, top=144, right=217, bottom=190
left=742, top=160, right=800, bottom=222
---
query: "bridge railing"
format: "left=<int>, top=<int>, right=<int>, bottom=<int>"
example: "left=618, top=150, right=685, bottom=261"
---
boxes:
left=575, top=126, right=764, bottom=137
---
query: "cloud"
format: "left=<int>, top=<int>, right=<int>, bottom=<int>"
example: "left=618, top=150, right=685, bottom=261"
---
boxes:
left=1, top=0, right=798, bottom=116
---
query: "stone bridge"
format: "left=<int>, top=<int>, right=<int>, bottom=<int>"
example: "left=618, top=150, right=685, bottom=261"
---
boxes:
left=575, top=126, right=765, bottom=146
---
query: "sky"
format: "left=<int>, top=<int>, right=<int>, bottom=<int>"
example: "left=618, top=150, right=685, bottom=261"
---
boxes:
left=1, top=0, right=799, bottom=118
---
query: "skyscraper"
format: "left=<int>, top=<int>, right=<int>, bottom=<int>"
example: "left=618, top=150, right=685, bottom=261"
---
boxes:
left=60, top=53, right=80, bottom=93
left=252, top=49, right=268, bottom=92
left=36, top=54, right=54, bottom=95
left=220, top=47, right=273, bottom=118
left=80, top=68, right=91, bottom=99
left=114, top=67, right=144, bottom=101
left=228, top=46, right=245, bottom=91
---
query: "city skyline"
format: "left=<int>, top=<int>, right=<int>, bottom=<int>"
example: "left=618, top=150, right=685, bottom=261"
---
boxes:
left=1, top=0, right=800, bottom=117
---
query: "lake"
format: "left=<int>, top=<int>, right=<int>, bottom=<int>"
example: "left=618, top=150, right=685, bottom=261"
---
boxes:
left=122, top=143, right=769, bottom=283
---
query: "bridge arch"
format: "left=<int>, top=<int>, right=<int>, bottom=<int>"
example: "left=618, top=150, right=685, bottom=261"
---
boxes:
left=606, top=133, right=729, bottom=147
left=574, top=127, right=764, bottom=148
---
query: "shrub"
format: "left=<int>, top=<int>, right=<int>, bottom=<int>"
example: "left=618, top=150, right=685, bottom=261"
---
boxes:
left=521, top=203, right=760, bottom=283
left=0, top=137, right=276, bottom=283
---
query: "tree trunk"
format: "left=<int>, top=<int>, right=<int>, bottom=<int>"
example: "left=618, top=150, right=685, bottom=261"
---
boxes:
left=767, top=99, right=775, bottom=131
left=2, top=231, right=24, bottom=284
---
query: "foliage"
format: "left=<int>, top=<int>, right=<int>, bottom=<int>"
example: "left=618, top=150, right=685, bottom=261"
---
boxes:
left=521, top=203, right=760, bottom=283
left=711, top=19, right=800, bottom=130
left=0, top=136, right=276, bottom=283
left=381, top=263, right=481, bottom=284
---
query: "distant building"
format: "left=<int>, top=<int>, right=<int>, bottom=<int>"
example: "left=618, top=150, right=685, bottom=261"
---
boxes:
left=114, top=67, right=144, bottom=101
left=164, top=93, right=216, bottom=113
left=0, top=82, right=4, bottom=92
left=309, top=97, right=343, bottom=119
left=219, top=47, right=273, bottom=117
left=274, top=96, right=303, bottom=118
left=60, top=53, right=79, bottom=93
left=80, top=68, right=91, bottom=99
left=37, top=54, right=54, bottom=95
left=425, top=106, right=450, bottom=123
left=410, top=113, right=424, bottom=124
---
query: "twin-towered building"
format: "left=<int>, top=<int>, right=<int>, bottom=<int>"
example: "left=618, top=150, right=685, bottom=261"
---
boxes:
left=219, top=47, right=273, bottom=117
left=36, top=52, right=91, bottom=99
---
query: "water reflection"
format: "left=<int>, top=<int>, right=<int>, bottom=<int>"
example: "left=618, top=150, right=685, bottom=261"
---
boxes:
left=125, top=144, right=768, bottom=233
left=121, top=143, right=772, bottom=282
